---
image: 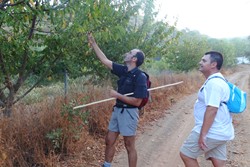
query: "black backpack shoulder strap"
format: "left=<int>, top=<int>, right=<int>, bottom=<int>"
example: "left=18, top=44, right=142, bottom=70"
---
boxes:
left=131, top=69, right=142, bottom=80
left=131, top=69, right=149, bottom=84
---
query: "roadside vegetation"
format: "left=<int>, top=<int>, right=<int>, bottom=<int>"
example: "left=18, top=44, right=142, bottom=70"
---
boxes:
left=0, top=70, right=202, bottom=166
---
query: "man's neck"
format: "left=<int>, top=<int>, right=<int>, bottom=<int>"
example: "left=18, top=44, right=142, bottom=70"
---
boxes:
left=127, top=64, right=137, bottom=71
left=204, top=70, right=220, bottom=79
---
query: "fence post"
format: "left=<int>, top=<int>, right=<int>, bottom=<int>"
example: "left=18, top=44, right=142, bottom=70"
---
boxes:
left=64, top=68, right=68, bottom=103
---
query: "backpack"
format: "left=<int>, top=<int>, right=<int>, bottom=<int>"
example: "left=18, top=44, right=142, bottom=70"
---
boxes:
left=204, top=76, right=247, bottom=114
left=132, top=70, right=151, bottom=110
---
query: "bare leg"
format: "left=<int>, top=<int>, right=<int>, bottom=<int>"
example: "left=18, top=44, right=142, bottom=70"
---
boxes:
left=105, top=131, right=119, bottom=162
left=210, top=157, right=226, bottom=167
left=180, top=152, right=200, bottom=167
left=124, top=136, right=137, bottom=167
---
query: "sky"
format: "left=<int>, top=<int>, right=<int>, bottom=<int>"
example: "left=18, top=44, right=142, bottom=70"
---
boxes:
left=155, top=0, right=250, bottom=38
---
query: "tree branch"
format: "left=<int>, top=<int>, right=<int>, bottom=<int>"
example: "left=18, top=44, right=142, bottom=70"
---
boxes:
left=13, top=15, right=37, bottom=93
left=0, top=0, right=25, bottom=9
left=13, top=56, right=60, bottom=104
left=28, top=14, right=36, bottom=39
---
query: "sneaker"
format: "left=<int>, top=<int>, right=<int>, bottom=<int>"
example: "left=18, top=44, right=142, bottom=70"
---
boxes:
left=102, top=162, right=111, bottom=167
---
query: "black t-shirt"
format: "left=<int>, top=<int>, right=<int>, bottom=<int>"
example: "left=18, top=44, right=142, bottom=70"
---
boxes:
left=111, top=62, right=148, bottom=106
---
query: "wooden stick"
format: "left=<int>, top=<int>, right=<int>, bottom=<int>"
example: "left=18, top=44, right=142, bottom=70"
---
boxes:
left=73, top=81, right=184, bottom=110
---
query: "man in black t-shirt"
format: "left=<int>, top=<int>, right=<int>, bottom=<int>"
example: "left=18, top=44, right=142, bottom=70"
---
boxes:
left=87, top=33, right=147, bottom=167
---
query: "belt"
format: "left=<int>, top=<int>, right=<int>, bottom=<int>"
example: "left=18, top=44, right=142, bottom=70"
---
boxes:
left=115, top=104, right=137, bottom=108
left=114, top=104, right=137, bottom=114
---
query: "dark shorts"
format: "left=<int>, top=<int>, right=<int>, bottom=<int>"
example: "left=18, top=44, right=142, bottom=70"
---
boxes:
left=108, top=107, right=139, bottom=136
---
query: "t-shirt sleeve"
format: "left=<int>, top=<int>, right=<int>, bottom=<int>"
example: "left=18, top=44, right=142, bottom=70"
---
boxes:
left=134, top=72, right=148, bottom=98
left=111, top=62, right=127, bottom=77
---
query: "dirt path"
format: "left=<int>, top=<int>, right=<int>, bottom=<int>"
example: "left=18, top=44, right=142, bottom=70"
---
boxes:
left=112, top=67, right=250, bottom=167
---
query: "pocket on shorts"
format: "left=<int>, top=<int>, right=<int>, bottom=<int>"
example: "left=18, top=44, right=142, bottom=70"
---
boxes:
left=125, top=109, right=139, bottom=130
left=126, top=109, right=139, bottom=120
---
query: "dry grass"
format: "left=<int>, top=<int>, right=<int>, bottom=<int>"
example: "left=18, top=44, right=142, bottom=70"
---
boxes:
left=0, top=69, right=232, bottom=167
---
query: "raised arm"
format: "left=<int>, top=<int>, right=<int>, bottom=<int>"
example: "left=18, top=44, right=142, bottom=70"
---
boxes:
left=87, top=33, right=113, bottom=69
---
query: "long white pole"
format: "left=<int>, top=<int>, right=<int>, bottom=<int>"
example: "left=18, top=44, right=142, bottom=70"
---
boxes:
left=73, top=81, right=184, bottom=110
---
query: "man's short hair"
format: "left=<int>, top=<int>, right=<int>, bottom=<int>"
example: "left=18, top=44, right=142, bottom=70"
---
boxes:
left=205, top=51, right=223, bottom=70
left=134, top=50, right=145, bottom=67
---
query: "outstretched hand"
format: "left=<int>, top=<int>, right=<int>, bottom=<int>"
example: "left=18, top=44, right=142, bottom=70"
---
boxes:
left=87, top=32, right=96, bottom=47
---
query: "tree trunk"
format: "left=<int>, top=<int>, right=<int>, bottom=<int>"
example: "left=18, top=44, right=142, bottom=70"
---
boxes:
left=3, top=106, right=12, bottom=117
left=3, top=90, right=14, bottom=117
